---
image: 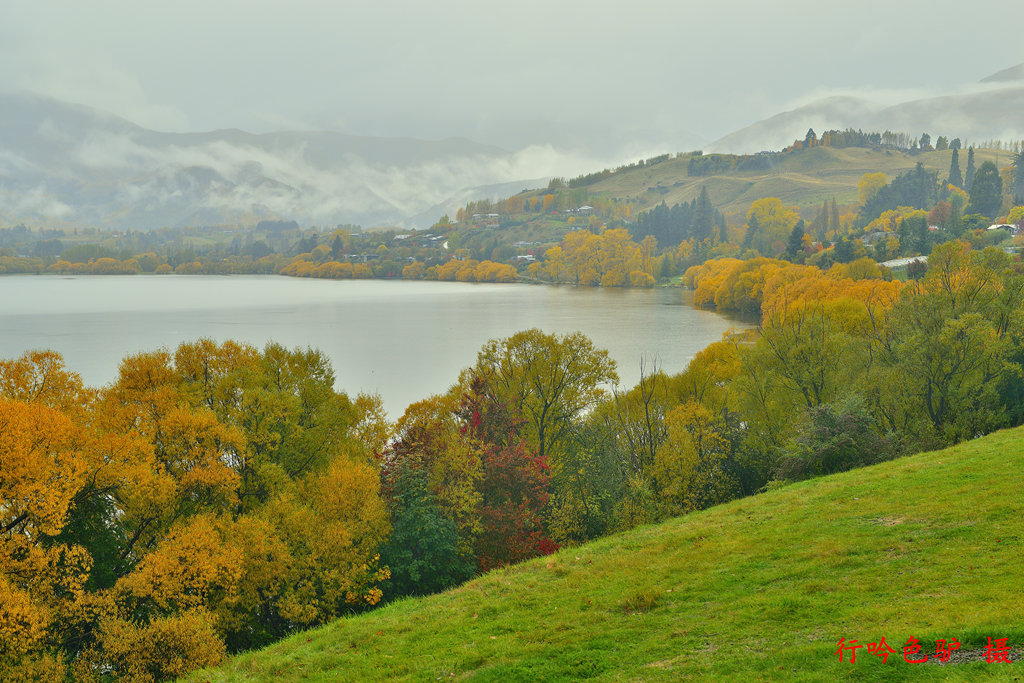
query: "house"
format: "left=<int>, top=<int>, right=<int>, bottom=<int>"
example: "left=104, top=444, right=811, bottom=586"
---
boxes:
left=988, top=224, right=1019, bottom=235
left=880, top=255, right=927, bottom=275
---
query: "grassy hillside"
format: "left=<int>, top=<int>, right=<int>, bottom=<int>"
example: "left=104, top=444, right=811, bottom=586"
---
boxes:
left=578, top=146, right=1008, bottom=222
left=191, top=426, right=1024, bottom=681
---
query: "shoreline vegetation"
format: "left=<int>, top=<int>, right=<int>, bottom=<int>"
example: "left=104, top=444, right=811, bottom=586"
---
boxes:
left=2, top=139, right=1022, bottom=290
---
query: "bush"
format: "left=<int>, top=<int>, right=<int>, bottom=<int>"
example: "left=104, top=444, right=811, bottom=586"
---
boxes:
left=776, top=395, right=898, bottom=481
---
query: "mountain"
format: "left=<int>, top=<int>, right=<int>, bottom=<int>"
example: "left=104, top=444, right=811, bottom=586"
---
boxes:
left=189, top=425, right=1024, bottom=680
left=710, top=66, right=1024, bottom=154
left=403, top=177, right=551, bottom=228
left=0, top=92, right=548, bottom=230
left=980, top=62, right=1024, bottom=83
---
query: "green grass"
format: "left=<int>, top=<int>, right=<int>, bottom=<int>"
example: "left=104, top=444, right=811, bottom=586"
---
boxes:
left=190, top=426, right=1024, bottom=681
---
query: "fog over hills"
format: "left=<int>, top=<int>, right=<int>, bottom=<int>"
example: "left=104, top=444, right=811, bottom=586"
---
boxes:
left=3, top=63, right=1024, bottom=231
left=709, top=64, right=1024, bottom=154
left=0, top=92, right=598, bottom=230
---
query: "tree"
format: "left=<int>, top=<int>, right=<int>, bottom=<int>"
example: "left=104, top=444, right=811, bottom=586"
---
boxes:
left=967, top=161, right=1003, bottom=218
left=777, top=395, right=896, bottom=480
left=860, top=163, right=939, bottom=222
left=742, top=213, right=759, bottom=250
left=786, top=220, right=806, bottom=261
left=1012, top=150, right=1024, bottom=202
left=377, top=468, right=471, bottom=597
left=948, top=148, right=963, bottom=188
left=746, top=197, right=799, bottom=255
left=473, top=329, right=618, bottom=466
left=652, top=401, right=736, bottom=517
left=965, top=146, right=976, bottom=190
left=858, top=172, right=888, bottom=205
left=920, top=133, right=932, bottom=150
left=692, top=186, right=716, bottom=243
left=459, top=375, right=555, bottom=569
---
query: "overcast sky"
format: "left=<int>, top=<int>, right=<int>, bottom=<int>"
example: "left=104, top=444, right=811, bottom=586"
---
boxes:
left=2, top=0, right=1022, bottom=157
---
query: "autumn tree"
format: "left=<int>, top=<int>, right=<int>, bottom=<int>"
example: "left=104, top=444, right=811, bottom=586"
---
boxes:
left=858, top=172, right=888, bottom=205
left=0, top=341, right=392, bottom=679
left=473, top=329, right=618, bottom=466
left=746, top=197, right=799, bottom=255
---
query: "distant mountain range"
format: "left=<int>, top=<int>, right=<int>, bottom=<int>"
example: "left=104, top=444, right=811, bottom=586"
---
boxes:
left=2, top=64, right=1023, bottom=230
left=0, top=92, right=553, bottom=230
left=709, top=64, right=1024, bottom=154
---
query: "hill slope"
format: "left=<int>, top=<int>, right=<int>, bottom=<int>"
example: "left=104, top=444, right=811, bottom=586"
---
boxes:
left=560, top=145, right=1007, bottom=223
left=192, top=426, right=1024, bottom=681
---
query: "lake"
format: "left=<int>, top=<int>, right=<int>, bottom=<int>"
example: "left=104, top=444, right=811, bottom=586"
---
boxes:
left=0, top=275, right=753, bottom=417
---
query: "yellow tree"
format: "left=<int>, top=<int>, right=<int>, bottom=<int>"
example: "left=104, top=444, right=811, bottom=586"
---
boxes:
left=0, top=398, right=90, bottom=679
left=746, top=198, right=799, bottom=256
left=652, top=401, right=735, bottom=517
left=858, top=172, right=888, bottom=205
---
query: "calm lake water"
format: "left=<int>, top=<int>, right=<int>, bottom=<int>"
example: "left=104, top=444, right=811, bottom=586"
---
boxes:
left=0, top=275, right=752, bottom=417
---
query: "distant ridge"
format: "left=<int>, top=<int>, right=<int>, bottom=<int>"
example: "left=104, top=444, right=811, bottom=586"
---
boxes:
left=980, top=62, right=1024, bottom=83
left=0, top=92, right=546, bottom=230
left=710, top=80, right=1024, bottom=154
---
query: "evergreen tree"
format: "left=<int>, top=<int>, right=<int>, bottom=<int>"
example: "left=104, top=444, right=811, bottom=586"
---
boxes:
left=860, top=163, right=940, bottom=222
left=948, top=148, right=963, bottom=188
left=805, top=128, right=818, bottom=148
left=379, top=468, right=474, bottom=597
left=810, top=200, right=828, bottom=241
left=965, top=147, right=976, bottom=190
left=950, top=138, right=962, bottom=150
left=742, top=214, right=759, bottom=250
left=967, top=161, right=1003, bottom=218
left=786, top=220, right=806, bottom=260
left=1013, top=150, right=1024, bottom=203
left=834, top=236, right=855, bottom=263
left=830, top=198, right=840, bottom=234
left=692, top=186, right=715, bottom=242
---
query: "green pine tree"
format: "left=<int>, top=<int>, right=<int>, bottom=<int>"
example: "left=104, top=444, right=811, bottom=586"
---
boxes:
left=786, top=220, right=806, bottom=260
left=965, top=147, right=976, bottom=191
left=693, top=186, right=715, bottom=242
left=948, top=148, right=963, bottom=188
left=742, top=214, right=760, bottom=250
left=967, top=161, right=1003, bottom=218
left=1012, top=150, right=1024, bottom=203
